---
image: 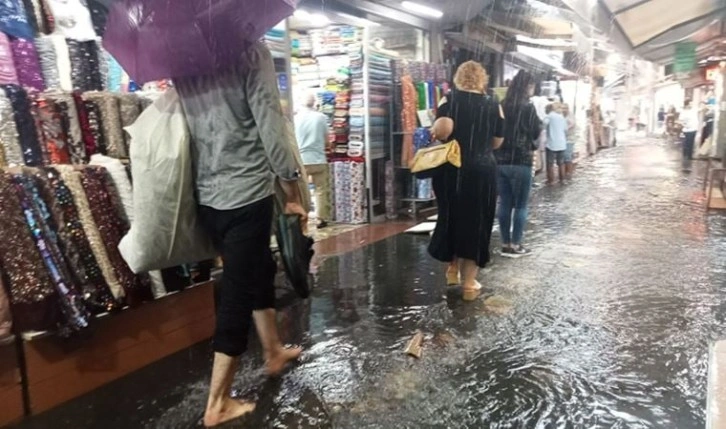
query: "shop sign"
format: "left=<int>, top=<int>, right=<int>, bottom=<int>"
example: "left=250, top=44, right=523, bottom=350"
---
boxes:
left=674, top=42, right=697, bottom=74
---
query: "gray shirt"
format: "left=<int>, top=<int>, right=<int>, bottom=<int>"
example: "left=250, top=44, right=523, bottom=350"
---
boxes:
left=294, top=107, right=328, bottom=165
left=175, top=42, right=299, bottom=210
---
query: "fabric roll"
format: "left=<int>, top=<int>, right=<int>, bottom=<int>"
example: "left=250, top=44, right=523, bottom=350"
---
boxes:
left=0, top=0, right=34, bottom=40
left=95, top=39, right=108, bottom=86
left=10, top=37, right=46, bottom=91
left=83, top=91, right=124, bottom=157
left=35, top=167, right=118, bottom=312
left=84, top=99, right=105, bottom=155
left=72, top=91, right=96, bottom=157
left=0, top=91, right=23, bottom=165
left=33, top=95, right=69, bottom=164
left=400, top=74, right=417, bottom=167
left=89, top=154, right=132, bottom=222
left=86, top=0, right=109, bottom=36
left=56, top=165, right=125, bottom=300
left=49, top=92, right=85, bottom=163
left=81, top=167, right=151, bottom=305
left=117, top=93, right=140, bottom=153
left=105, top=53, right=123, bottom=92
left=67, top=39, right=103, bottom=92
left=11, top=171, right=90, bottom=334
left=3, top=84, right=44, bottom=166
left=20, top=0, right=39, bottom=34
left=34, top=36, right=60, bottom=89
left=45, top=0, right=96, bottom=41
left=0, top=33, right=19, bottom=85
left=0, top=171, right=60, bottom=331
left=49, top=35, right=72, bottom=90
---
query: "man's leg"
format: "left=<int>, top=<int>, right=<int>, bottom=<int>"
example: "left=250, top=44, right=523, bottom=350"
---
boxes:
left=309, top=164, right=332, bottom=223
left=497, top=167, right=513, bottom=248
left=546, top=150, right=555, bottom=184
left=558, top=152, right=567, bottom=183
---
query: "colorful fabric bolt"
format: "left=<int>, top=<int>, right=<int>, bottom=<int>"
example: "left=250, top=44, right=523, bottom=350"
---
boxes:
left=0, top=33, right=18, bottom=85
left=10, top=37, right=46, bottom=91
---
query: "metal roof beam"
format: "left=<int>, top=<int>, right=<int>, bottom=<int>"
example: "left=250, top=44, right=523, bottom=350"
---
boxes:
left=300, top=0, right=432, bottom=30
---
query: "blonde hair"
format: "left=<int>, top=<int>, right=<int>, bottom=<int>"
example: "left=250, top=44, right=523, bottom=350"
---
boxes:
left=453, top=61, right=489, bottom=94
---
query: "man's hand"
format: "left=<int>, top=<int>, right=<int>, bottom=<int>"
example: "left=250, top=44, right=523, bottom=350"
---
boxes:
left=284, top=202, right=308, bottom=223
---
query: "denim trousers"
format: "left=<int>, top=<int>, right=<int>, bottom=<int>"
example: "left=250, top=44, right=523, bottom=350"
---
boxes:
left=497, top=165, right=533, bottom=245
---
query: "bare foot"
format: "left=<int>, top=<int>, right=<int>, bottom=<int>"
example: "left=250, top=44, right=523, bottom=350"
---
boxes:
left=265, top=346, right=302, bottom=377
left=204, top=398, right=256, bottom=427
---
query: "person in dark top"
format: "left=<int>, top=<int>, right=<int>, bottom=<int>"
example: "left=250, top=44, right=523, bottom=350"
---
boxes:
left=496, top=70, right=541, bottom=257
left=429, top=61, right=505, bottom=301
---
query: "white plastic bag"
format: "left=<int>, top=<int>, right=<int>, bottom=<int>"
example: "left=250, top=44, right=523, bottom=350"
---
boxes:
left=119, top=88, right=216, bottom=273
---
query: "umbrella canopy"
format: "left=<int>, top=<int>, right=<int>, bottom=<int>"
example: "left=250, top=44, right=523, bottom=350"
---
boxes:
left=103, top=0, right=296, bottom=83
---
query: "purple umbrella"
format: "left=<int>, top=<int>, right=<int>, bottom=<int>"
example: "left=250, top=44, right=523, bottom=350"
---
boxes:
left=103, top=0, right=296, bottom=83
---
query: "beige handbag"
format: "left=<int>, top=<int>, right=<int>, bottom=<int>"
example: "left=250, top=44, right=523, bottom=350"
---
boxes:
left=410, top=140, right=462, bottom=178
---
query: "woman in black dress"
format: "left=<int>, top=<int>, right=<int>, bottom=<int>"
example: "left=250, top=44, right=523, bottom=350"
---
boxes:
left=429, top=61, right=504, bottom=300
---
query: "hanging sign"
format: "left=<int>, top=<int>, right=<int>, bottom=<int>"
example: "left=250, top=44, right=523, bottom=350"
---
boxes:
left=674, top=42, right=697, bottom=74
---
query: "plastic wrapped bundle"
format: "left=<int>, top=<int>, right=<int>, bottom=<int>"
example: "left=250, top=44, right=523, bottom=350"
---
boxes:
left=10, top=37, right=45, bottom=91
left=34, top=36, right=60, bottom=89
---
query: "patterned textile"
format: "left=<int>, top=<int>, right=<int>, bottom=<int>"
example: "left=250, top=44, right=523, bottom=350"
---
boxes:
left=49, top=92, right=85, bottom=163
left=0, top=269, right=11, bottom=339
left=67, top=39, right=103, bottom=92
left=49, top=35, right=72, bottom=90
left=0, top=0, right=34, bottom=40
left=0, top=91, right=23, bottom=165
left=0, top=171, right=59, bottom=331
left=400, top=74, right=417, bottom=166
left=56, top=165, right=124, bottom=300
left=45, top=0, right=96, bottom=41
left=332, top=160, right=366, bottom=224
left=35, top=167, right=118, bottom=312
left=33, top=94, right=70, bottom=164
left=3, top=84, right=44, bottom=166
left=72, top=91, right=96, bottom=157
left=0, top=33, right=18, bottom=85
left=34, top=36, right=60, bottom=89
left=83, top=91, right=124, bottom=157
left=10, top=37, right=45, bottom=91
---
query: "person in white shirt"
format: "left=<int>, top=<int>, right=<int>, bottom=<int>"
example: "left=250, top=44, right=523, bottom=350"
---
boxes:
left=680, top=100, right=699, bottom=166
left=544, top=102, right=569, bottom=184
left=294, top=93, right=332, bottom=226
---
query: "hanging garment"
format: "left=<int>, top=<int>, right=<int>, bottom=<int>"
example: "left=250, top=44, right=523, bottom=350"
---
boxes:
left=56, top=165, right=125, bottom=301
left=34, top=36, right=60, bottom=89
left=0, top=171, right=60, bottom=331
left=33, top=95, right=69, bottom=164
left=83, top=91, right=124, bottom=157
left=3, top=84, right=44, bottom=166
left=36, top=167, right=118, bottom=312
left=0, top=33, right=18, bottom=85
left=10, top=37, right=46, bottom=91
left=0, top=0, right=34, bottom=40
left=400, top=74, right=417, bottom=167
left=0, top=91, right=23, bottom=165
left=45, top=0, right=96, bottom=41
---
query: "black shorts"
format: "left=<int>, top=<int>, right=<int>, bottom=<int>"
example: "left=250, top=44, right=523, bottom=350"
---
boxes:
left=546, top=149, right=566, bottom=166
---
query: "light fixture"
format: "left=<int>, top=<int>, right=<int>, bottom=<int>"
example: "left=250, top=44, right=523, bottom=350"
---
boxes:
left=401, top=1, right=443, bottom=19
left=338, top=12, right=380, bottom=27
left=293, top=9, right=329, bottom=25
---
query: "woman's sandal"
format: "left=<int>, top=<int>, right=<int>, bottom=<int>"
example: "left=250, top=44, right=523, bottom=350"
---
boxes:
left=446, top=269, right=460, bottom=286
left=462, top=281, right=483, bottom=301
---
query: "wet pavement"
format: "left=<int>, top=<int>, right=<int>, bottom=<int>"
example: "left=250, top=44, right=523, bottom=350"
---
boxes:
left=13, top=137, right=726, bottom=428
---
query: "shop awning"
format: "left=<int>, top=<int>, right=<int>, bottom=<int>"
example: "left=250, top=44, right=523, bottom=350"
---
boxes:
left=598, top=0, right=726, bottom=63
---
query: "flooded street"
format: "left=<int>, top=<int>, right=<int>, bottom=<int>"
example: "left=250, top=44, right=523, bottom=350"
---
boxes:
left=15, top=137, right=726, bottom=428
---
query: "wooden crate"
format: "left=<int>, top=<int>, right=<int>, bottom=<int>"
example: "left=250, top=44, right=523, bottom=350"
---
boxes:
left=23, top=282, right=215, bottom=414
left=0, top=339, right=24, bottom=426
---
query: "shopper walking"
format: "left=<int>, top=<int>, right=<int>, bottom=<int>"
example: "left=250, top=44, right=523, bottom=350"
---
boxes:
left=496, top=70, right=541, bottom=257
left=429, top=61, right=505, bottom=301
left=680, top=100, right=699, bottom=167
left=175, top=41, right=304, bottom=427
left=544, top=102, right=569, bottom=184
left=295, top=93, right=332, bottom=227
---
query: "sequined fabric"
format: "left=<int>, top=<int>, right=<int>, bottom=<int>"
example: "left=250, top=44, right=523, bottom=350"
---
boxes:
left=84, top=99, right=106, bottom=155
left=0, top=91, right=22, bottom=165
left=0, top=171, right=60, bottom=331
left=83, top=91, right=123, bottom=157
left=66, top=39, right=103, bottom=92
left=81, top=167, right=151, bottom=304
left=10, top=37, right=46, bottom=92
left=56, top=165, right=124, bottom=300
left=35, top=167, right=118, bottom=312
left=11, top=171, right=90, bottom=334
left=117, top=94, right=140, bottom=154
left=0, top=0, right=34, bottom=40
left=34, top=95, right=70, bottom=164
left=0, top=33, right=19, bottom=85
left=34, top=36, right=60, bottom=90
left=48, top=92, right=85, bottom=163
left=72, top=91, right=96, bottom=157
left=3, top=84, right=44, bottom=166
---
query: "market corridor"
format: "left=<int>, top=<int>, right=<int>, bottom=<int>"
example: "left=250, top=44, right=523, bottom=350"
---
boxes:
left=14, top=137, right=726, bottom=428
